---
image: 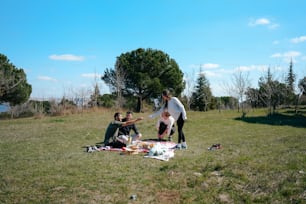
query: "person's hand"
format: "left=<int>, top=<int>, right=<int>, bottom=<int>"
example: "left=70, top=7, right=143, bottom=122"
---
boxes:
left=137, top=117, right=144, bottom=121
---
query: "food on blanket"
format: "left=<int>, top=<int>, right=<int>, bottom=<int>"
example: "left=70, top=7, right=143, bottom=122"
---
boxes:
left=138, top=142, right=148, bottom=149
left=138, top=142, right=155, bottom=149
left=129, top=145, right=138, bottom=150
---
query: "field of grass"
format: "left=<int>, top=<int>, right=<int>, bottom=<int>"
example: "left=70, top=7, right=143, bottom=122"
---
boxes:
left=0, top=108, right=305, bottom=203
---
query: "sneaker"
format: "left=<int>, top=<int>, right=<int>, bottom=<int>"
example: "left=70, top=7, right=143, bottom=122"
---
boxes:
left=87, top=146, right=94, bottom=153
left=175, top=144, right=182, bottom=150
left=182, top=144, right=188, bottom=149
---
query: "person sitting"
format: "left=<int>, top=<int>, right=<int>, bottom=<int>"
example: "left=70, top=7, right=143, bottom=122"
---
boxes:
left=118, top=111, right=142, bottom=142
left=102, top=112, right=143, bottom=147
left=156, top=111, right=175, bottom=141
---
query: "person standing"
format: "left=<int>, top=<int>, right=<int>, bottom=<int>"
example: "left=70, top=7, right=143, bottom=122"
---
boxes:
left=156, top=111, right=175, bottom=141
left=149, top=89, right=187, bottom=149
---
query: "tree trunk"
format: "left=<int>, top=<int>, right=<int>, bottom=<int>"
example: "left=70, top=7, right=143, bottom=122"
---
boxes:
left=137, top=96, right=142, bottom=112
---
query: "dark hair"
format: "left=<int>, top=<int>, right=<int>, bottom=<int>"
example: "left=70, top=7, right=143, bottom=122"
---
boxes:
left=114, top=112, right=121, bottom=119
left=162, top=89, right=171, bottom=98
left=126, top=111, right=133, bottom=115
left=162, top=89, right=171, bottom=108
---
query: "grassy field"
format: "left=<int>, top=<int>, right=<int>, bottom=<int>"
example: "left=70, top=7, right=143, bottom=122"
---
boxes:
left=0, top=108, right=305, bottom=203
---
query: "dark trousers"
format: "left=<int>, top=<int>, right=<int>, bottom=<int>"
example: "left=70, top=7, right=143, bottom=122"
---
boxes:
left=158, top=122, right=175, bottom=136
left=177, top=113, right=185, bottom=143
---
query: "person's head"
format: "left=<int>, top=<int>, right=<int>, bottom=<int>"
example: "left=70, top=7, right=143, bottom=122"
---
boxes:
left=161, top=111, right=170, bottom=119
left=114, top=112, right=123, bottom=121
left=162, top=89, right=171, bottom=101
left=126, top=111, right=133, bottom=120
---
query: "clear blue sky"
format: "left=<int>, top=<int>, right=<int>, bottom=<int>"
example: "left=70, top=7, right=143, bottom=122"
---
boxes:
left=1, top=0, right=306, bottom=99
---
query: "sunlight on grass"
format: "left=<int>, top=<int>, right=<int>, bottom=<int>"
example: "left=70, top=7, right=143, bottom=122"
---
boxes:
left=0, top=108, right=305, bottom=203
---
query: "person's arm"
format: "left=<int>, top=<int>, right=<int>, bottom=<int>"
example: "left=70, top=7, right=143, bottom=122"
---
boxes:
left=166, top=117, right=175, bottom=136
left=156, top=118, right=161, bottom=130
left=149, top=105, right=164, bottom=119
left=131, top=123, right=139, bottom=134
left=122, top=117, right=143, bottom=126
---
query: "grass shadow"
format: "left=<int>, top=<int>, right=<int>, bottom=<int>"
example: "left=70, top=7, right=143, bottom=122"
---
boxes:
left=235, top=112, right=306, bottom=128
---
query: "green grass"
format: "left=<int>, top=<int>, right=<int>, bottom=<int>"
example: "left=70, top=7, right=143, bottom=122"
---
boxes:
left=0, top=109, right=305, bottom=203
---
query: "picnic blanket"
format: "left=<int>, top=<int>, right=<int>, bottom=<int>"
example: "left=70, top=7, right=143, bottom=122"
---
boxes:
left=143, top=142, right=175, bottom=161
left=86, top=140, right=177, bottom=161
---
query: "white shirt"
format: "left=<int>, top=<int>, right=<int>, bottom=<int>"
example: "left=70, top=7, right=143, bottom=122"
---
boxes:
left=156, top=115, right=175, bottom=136
left=150, top=97, right=187, bottom=121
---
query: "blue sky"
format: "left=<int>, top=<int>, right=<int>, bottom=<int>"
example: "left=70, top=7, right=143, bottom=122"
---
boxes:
left=1, top=0, right=306, bottom=99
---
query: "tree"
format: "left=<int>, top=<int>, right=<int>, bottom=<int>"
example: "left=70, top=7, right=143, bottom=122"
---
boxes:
left=245, top=87, right=261, bottom=109
left=285, top=59, right=296, bottom=92
left=285, top=59, right=297, bottom=106
left=231, top=71, right=250, bottom=113
left=88, top=71, right=102, bottom=107
left=102, top=48, right=185, bottom=112
left=88, top=83, right=100, bottom=107
left=258, top=68, right=287, bottom=114
left=0, top=54, right=32, bottom=105
left=298, top=77, right=306, bottom=95
left=98, top=94, right=115, bottom=108
left=190, top=69, right=212, bottom=111
left=183, top=70, right=196, bottom=110
left=297, top=76, right=306, bottom=107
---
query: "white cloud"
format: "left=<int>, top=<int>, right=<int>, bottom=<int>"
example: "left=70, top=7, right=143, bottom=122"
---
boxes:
left=49, top=54, right=85, bottom=61
left=235, top=66, right=254, bottom=72
left=268, top=23, right=279, bottom=29
left=248, top=18, right=270, bottom=26
left=202, top=63, right=220, bottom=69
left=203, top=70, right=220, bottom=77
left=290, top=36, right=306, bottom=44
left=270, top=51, right=301, bottom=63
left=81, top=73, right=102, bottom=78
left=234, top=65, right=268, bottom=72
left=248, top=17, right=279, bottom=29
left=271, top=53, right=282, bottom=58
left=37, top=76, right=57, bottom=82
left=283, top=51, right=301, bottom=58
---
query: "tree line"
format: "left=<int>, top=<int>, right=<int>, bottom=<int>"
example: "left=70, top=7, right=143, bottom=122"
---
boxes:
left=1, top=49, right=306, bottom=118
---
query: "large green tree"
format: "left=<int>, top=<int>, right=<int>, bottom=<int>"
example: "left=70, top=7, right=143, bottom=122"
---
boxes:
left=0, top=54, right=32, bottom=105
left=102, top=48, right=185, bottom=112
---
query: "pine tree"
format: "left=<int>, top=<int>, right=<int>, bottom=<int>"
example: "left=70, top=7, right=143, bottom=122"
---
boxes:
left=89, top=83, right=100, bottom=107
left=285, top=59, right=297, bottom=106
left=191, top=68, right=212, bottom=111
left=286, top=59, right=296, bottom=92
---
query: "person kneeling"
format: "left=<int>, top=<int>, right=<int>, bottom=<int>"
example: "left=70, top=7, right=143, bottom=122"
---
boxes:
left=156, top=111, right=175, bottom=141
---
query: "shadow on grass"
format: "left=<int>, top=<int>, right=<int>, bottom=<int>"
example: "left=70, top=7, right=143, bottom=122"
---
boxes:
left=235, top=113, right=306, bottom=128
